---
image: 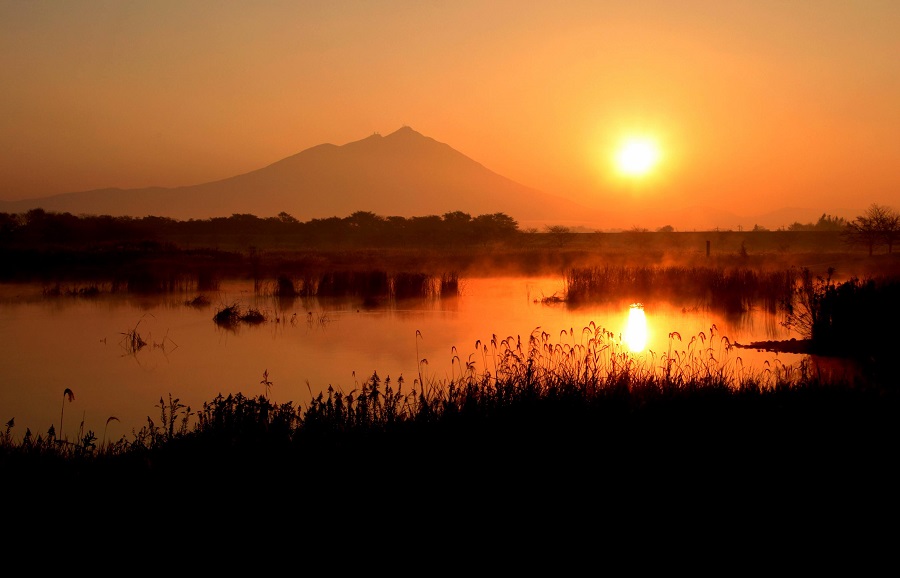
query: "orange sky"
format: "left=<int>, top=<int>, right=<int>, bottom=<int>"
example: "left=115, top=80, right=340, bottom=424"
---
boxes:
left=1, top=1, right=898, bottom=229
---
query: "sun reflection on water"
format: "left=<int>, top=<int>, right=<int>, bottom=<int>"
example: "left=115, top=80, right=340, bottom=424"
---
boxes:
left=624, top=303, right=648, bottom=353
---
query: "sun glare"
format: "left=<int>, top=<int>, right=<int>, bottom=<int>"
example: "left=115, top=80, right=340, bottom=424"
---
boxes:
left=614, top=137, right=660, bottom=177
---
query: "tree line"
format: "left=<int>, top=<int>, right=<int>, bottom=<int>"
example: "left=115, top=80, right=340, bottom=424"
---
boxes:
left=0, top=209, right=520, bottom=248
left=1, top=204, right=898, bottom=254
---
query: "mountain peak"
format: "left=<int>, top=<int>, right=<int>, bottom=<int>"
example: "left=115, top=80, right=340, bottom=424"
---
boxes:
left=359, top=126, right=419, bottom=140
left=384, top=125, right=423, bottom=139
left=349, top=126, right=424, bottom=148
left=391, top=125, right=416, bottom=133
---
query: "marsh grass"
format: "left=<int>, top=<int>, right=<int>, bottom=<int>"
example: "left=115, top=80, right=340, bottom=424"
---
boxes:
left=213, top=302, right=269, bottom=327
left=241, top=308, right=266, bottom=324
left=3, top=318, right=895, bottom=494
left=212, top=303, right=241, bottom=325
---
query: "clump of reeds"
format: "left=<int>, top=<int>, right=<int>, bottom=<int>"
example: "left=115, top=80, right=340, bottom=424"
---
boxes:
left=274, top=275, right=298, bottom=297
left=213, top=303, right=240, bottom=325
left=213, top=303, right=268, bottom=326
left=440, top=272, right=460, bottom=296
left=535, top=292, right=565, bottom=304
left=120, top=319, right=148, bottom=353
left=241, top=308, right=266, bottom=324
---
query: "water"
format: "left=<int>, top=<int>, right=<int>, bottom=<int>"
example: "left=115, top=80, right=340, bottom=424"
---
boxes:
left=0, top=276, right=808, bottom=442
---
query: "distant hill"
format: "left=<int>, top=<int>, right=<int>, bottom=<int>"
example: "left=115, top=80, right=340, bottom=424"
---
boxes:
left=0, top=127, right=600, bottom=230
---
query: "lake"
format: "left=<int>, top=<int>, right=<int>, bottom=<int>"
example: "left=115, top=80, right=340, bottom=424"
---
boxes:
left=0, top=275, right=819, bottom=442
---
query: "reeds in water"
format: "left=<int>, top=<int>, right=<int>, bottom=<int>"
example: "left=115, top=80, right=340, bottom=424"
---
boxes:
left=120, top=319, right=148, bottom=353
left=213, top=303, right=268, bottom=327
left=564, top=265, right=798, bottom=314
left=2, top=318, right=895, bottom=499
left=267, top=270, right=460, bottom=301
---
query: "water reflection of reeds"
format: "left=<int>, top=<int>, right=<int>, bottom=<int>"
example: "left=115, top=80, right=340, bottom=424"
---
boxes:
left=565, top=265, right=797, bottom=314
left=267, top=270, right=460, bottom=301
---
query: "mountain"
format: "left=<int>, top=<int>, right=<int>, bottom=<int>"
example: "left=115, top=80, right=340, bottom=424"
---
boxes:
left=0, top=127, right=600, bottom=229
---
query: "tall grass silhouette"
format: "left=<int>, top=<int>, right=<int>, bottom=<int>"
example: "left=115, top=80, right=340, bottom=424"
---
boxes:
left=59, top=388, right=74, bottom=443
left=2, top=320, right=886, bottom=468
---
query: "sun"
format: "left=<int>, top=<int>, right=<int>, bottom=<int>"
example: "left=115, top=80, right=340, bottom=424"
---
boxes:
left=614, top=137, right=660, bottom=177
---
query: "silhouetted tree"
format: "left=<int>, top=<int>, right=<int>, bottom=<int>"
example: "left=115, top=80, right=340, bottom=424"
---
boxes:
left=442, top=211, right=473, bottom=226
left=814, top=213, right=848, bottom=231
left=881, top=210, right=900, bottom=253
left=545, top=225, right=574, bottom=247
left=441, top=211, right=474, bottom=242
left=472, top=213, right=518, bottom=244
left=844, top=204, right=900, bottom=255
left=306, top=217, right=346, bottom=245
left=227, top=213, right=265, bottom=231
left=345, top=211, right=388, bottom=244
left=277, top=212, right=299, bottom=224
left=346, top=211, right=384, bottom=228
left=786, top=214, right=848, bottom=232
left=408, top=215, right=444, bottom=245
left=0, top=212, right=21, bottom=241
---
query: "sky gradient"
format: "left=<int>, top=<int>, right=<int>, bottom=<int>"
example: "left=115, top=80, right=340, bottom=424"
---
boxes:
left=2, top=1, right=898, bottom=228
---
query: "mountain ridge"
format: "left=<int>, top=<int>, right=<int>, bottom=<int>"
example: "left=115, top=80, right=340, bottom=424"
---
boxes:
left=0, top=126, right=599, bottom=229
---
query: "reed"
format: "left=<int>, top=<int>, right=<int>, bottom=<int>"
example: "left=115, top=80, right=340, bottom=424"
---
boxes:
left=120, top=319, right=148, bottom=353
left=58, top=388, right=74, bottom=443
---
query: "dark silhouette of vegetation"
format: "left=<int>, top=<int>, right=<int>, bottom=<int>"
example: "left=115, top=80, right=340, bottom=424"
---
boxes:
left=3, top=207, right=899, bottom=530
left=3, top=324, right=897, bottom=504
left=843, top=203, right=900, bottom=255
left=545, top=225, right=575, bottom=247
left=564, top=265, right=795, bottom=314
left=212, top=303, right=268, bottom=328
left=1, top=207, right=872, bottom=255
left=786, top=213, right=849, bottom=232
left=0, top=208, right=519, bottom=250
left=7, top=207, right=892, bottom=290
left=783, top=267, right=900, bottom=368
